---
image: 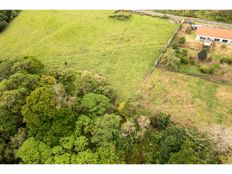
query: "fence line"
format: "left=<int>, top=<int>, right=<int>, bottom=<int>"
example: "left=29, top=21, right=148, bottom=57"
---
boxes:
left=115, top=10, right=182, bottom=76
left=153, top=23, right=181, bottom=67
left=115, top=10, right=181, bottom=69
left=171, top=68, right=232, bottom=86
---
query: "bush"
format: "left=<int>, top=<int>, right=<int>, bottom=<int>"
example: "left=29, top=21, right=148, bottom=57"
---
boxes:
left=178, top=49, right=189, bottom=64
left=181, top=49, right=188, bottom=56
left=200, top=65, right=209, bottom=74
left=178, top=37, right=186, bottom=45
left=200, top=64, right=219, bottom=74
left=208, top=64, right=219, bottom=74
left=177, top=49, right=190, bottom=64
left=180, top=56, right=190, bottom=64
left=0, top=57, right=44, bottom=82
left=156, top=112, right=171, bottom=130
left=0, top=59, right=15, bottom=81
left=161, top=15, right=170, bottom=19
left=220, top=57, right=232, bottom=65
left=198, top=49, right=208, bottom=61
left=109, top=13, right=131, bottom=20
left=0, top=10, right=20, bottom=32
left=171, top=43, right=180, bottom=53
left=159, top=48, right=181, bottom=70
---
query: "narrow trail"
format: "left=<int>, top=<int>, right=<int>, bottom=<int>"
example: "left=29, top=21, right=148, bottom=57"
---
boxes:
left=29, top=13, right=53, bottom=56
left=131, top=10, right=232, bottom=29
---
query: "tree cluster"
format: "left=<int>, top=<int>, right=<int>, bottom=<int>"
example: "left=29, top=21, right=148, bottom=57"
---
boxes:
left=0, top=57, right=220, bottom=164
left=0, top=10, right=20, bottom=32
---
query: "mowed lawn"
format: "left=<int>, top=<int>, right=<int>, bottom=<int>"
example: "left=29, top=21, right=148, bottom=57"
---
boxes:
left=138, top=69, right=232, bottom=128
left=0, top=11, right=177, bottom=99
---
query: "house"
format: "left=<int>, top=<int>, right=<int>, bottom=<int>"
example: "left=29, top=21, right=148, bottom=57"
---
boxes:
left=196, top=26, right=232, bottom=45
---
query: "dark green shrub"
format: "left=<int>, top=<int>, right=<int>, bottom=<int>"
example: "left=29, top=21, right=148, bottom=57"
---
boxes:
left=159, top=125, right=186, bottom=163
left=171, top=43, right=180, bottom=53
left=180, top=56, right=189, bottom=64
left=178, top=49, right=189, bottom=64
left=200, top=64, right=219, bottom=74
left=208, top=64, right=219, bottom=74
left=161, top=15, right=170, bottom=19
left=11, top=56, right=44, bottom=74
left=178, top=37, right=186, bottom=45
left=0, top=20, right=8, bottom=31
left=198, top=49, right=208, bottom=61
left=156, top=112, right=171, bottom=130
left=0, top=59, right=15, bottom=81
left=0, top=57, right=44, bottom=82
left=181, top=49, right=188, bottom=56
left=220, top=57, right=232, bottom=65
left=0, top=10, right=20, bottom=32
left=109, top=13, right=131, bottom=20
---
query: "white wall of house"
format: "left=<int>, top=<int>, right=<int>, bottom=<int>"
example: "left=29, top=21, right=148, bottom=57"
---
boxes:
left=196, top=35, right=232, bottom=45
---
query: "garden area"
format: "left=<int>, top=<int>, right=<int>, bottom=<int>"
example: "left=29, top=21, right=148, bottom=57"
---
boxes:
left=158, top=23, right=232, bottom=84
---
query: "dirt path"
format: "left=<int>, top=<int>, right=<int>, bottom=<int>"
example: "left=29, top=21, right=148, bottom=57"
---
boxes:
left=132, top=10, right=232, bottom=29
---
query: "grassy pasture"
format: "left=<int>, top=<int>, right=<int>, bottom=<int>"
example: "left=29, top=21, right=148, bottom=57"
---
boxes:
left=138, top=68, right=232, bottom=128
left=137, top=68, right=232, bottom=160
left=0, top=10, right=177, bottom=99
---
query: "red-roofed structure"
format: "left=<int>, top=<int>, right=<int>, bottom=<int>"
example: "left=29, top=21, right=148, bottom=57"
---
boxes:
left=196, top=26, right=232, bottom=45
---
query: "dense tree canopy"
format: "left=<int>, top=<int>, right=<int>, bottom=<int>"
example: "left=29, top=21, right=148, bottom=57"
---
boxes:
left=0, top=10, right=20, bottom=32
left=0, top=56, right=220, bottom=164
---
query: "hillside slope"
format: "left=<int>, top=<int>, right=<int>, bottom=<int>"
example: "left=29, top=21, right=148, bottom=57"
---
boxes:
left=0, top=10, right=177, bottom=99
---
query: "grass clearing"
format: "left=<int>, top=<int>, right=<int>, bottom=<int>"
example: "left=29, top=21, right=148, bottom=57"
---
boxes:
left=137, top=69, right=232, bottom=157
left=137, top=68, right=232, bottom=128
left=0, top=10, right=177, bottom=100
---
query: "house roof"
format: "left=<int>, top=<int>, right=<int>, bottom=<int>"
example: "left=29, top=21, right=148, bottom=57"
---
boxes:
left=196, top=26, right=232, bottom=40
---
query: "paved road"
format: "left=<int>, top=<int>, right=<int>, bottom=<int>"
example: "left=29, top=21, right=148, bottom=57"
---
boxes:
left=131, top=10, right=232, bottom=29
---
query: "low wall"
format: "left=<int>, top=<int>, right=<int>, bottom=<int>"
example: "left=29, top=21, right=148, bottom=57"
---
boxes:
left=153, top=23, right=181, bottom=68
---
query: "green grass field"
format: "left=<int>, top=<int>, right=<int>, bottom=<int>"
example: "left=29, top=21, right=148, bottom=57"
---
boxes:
left=137, top=68, right=232, bottom=158
left=138, top=68, right=232, bottom=128
left=0, top=10, right=177, bottom=100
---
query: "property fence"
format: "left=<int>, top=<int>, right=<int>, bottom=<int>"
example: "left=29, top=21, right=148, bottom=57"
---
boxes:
left=115, top=10, right=232, bottom=86
left=114, top=10, right=182, bottom=76
left=171, top=68, right=232, bottom=86
left=153, top=23, right=181, bottom=67
left=114, top=10, right=181, bottom=69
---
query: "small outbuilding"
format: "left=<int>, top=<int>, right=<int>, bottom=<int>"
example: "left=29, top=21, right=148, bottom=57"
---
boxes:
left=196, top=26, right=232, bottom=45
